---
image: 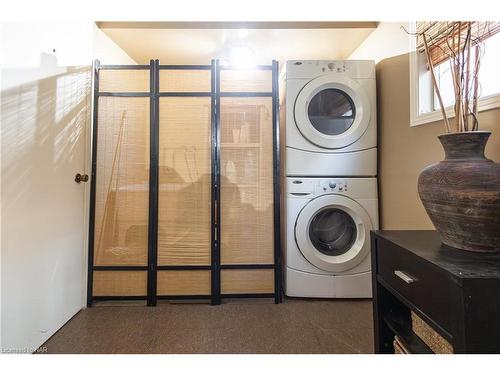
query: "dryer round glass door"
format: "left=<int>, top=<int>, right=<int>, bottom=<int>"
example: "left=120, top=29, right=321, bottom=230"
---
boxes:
left=295, top=194, right=373, bottom=273
left=307, top=89, right=356, bottom=136
left=294, top=74, right=371, bottom=149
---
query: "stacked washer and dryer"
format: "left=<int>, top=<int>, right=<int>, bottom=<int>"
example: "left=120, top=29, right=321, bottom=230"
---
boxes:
left=280, top=60, right=378, bottom=298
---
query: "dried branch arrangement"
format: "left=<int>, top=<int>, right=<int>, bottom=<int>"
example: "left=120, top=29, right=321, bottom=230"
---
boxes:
left=409, top=22, right=498, bottom=133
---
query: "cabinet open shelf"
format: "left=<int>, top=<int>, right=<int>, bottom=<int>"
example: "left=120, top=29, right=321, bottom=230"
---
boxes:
left=383, top=313, right=434, bottom=354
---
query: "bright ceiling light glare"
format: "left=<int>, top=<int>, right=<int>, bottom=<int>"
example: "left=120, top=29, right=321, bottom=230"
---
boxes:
left=228, top=46, right=257, bottom=69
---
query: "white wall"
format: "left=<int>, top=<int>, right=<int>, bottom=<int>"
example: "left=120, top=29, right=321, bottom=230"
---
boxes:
left=349, top=22, right=410, bottom=62
left=0, top=21, right=135, bottom=353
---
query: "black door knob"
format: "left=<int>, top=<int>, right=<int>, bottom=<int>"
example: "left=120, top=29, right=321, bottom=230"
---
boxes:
left=75, top=173, right=89, bottom=183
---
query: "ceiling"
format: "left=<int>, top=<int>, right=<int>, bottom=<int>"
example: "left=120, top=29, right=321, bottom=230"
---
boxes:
left=99, top=22, right=377, bottom=65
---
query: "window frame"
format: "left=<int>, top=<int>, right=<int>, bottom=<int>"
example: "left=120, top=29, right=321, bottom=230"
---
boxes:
left=409, top=22, right=500, bottom=127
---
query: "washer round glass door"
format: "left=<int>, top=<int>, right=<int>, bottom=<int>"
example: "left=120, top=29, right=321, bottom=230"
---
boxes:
left=309, top=207, right=357, bottom=256
left=295, top=194, right=372, bottom=273
left=294, top=74, right=371, bottom=149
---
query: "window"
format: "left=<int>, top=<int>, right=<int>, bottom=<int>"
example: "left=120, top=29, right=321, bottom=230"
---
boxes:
left=410, top=22, right=500, bottom=126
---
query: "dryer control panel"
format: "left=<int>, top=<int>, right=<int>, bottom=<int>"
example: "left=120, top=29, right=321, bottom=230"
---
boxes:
left=284, top=60, right=375, bottom=80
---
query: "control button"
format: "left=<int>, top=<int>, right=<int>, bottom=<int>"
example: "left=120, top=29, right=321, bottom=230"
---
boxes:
left=329, top=182, right=336, bottom=189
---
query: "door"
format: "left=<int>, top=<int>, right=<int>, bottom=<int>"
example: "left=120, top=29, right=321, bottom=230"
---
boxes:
left=295, top=194, right=372, bottom=272
left=294, top=74, right=371, bottom=149
left=1, top=64, right=91, bottom=348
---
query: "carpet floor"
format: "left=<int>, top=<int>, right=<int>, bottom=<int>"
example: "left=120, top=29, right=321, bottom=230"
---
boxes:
left=41, top=298, right=374, bottom=354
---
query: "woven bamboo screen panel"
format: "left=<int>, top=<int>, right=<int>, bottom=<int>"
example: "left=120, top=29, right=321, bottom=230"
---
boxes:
left=99, top=70, right=150, bottom=92
left=93, top=271, right=147, bottom=296
left=157, top=97, right=212, bottom=266
left=221, top=269, right=274, bottom=294
left=220, top=69, right=272, bottom=92
left=157, top=270, right=211, bottom=296
left=94, top=97, right=150, bottom=266
left=159, top=70, right=211, bottom=92
left=220, top=97, right=274, bottom=265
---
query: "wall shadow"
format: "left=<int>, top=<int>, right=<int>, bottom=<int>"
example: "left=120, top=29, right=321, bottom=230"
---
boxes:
left=1, top=53, right=91, bottom=213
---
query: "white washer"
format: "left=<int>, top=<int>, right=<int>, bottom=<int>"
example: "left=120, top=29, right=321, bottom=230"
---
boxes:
left=280, top=60, right=377, bottom=177
left=283, top=177, right=378, bottom=298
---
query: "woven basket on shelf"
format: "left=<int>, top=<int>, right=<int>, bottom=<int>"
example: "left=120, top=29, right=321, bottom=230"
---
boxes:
left=393, top=336, right=410, bottom=354
left=411, top=311, right=453, bottom=354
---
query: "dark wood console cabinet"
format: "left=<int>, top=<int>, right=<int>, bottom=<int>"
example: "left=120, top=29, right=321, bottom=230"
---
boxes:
left=371, top=230, right=500, bottom=354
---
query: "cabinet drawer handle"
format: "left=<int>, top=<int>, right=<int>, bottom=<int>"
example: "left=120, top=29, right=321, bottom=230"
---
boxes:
left=394, top=270, right=416, bottom=284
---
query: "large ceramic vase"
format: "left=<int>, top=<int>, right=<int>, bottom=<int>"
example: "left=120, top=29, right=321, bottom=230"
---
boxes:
left=418, top=131, right=500, bottom=253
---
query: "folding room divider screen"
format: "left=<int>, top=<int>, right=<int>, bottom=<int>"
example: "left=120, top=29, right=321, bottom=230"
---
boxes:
left=87, top=60, right=281, bottom=306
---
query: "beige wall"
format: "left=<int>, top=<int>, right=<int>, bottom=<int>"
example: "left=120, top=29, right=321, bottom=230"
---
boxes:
left=349, top=22, right=410, bottom=63
left=376, top=53, right=500, bottom=229
left=92, top=24, right=137, bottom=65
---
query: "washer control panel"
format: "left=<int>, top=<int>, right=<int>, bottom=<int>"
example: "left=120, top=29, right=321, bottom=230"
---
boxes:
left=286, top=177, right=377, bottom=200
left=321, top=179, right=348, bottom=193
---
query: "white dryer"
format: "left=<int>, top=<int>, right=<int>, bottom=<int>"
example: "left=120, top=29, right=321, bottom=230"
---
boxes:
left=283, top=177, right=378, bottom=298
left=280, top=60, right=377, bottom=177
